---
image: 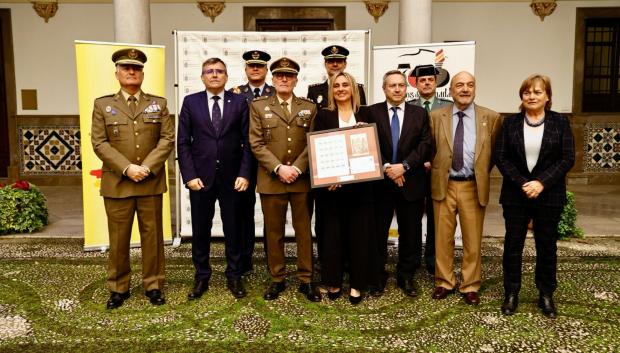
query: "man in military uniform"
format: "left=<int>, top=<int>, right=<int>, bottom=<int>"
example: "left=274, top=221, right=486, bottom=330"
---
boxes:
left=249, top=57, right=321, bottom=302
left=408, top=64, right=452, bottom=276
left=91, top=48, right=174, bottom=309
left=230, top=50, right=275, bottom=274
left=306, top=45, right=367, bottom=110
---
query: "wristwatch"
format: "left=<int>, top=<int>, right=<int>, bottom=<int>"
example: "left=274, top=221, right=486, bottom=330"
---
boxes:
left=402, top=160, right=410, bottom=171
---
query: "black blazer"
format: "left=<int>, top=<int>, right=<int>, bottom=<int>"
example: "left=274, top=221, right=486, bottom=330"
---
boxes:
left=366, top=101, right=431, bottom=201
left=307, top=81, right=367, bottom=110
left=494, top=111, right=575, bottom=207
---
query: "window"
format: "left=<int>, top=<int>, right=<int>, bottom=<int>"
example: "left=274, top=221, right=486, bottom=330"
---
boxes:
left=580, top=17, right=620, bottom=112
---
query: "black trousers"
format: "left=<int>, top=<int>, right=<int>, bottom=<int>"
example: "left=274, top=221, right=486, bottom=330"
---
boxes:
left=502, top=204, right=563, bottom=296
left=189, top=174, right=243, bottom=282
left=239, top=181, right=257, bottom=273
left=423, top=170, right=435, bottom=272
left=376, top=187, right=424, bottom=281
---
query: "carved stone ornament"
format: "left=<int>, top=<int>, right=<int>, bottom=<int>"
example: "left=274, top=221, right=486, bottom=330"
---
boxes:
left=197, top=2, right=226, bottom=23
left=364, top=1, right=389, bottom=23
left=32, top=1, right=58, bottom=23
left=530, top=0, right=557, bottom=22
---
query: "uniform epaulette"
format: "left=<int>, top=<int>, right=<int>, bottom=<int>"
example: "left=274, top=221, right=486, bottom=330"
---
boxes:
left=252, top=95, right=269, bottom=102
left=96, top=93, right=115, bottom=100
left=297, top=96, right=314, bottom=103
left=309, top=82, right=322, bottom=87
left=145, top=93, right=165, bottom=99
left=231, top=86, right=242, bottom=94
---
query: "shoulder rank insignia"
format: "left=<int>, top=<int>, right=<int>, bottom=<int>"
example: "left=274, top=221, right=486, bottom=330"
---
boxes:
left=232, top=86, right=241, bottom=94
left=253, top=95, right=269, bottom=102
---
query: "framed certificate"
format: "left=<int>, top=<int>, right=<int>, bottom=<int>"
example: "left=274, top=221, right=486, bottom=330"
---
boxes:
left=307, top=123, right=384, bottom=188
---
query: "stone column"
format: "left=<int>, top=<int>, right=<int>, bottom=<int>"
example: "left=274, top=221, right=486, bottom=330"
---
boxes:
left=399, top=0, right=432, bottom=44
left=114, top=0, right=151, bottom=44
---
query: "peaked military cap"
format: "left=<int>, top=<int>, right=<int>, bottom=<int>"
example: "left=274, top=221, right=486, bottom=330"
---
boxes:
left=243, top=50, right=271, bottom=65
left=270, top=57, right=300, bottom=74
left=112, top=48, right=147, bottom=67
left=412, top=64, right=439, bottom=77
left=321, top=45, right=349, bottom=60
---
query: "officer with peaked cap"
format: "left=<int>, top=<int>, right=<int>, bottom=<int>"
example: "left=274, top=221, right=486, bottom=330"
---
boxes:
left=249, top=57, right=322, bottom=302
left=307, top=45, right=367, bottom=110
left=91, top=47, right=174, bottom=309
left=229, top=50, right=276, bottom=276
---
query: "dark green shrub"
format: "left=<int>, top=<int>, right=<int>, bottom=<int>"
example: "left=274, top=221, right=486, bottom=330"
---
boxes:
left=558, top=191, right=584, bottom=240
left=0, top=180, right=48, bottom=234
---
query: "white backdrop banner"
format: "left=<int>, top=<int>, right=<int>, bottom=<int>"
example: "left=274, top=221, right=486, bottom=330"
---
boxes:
left=174, top=30, right=369, bottom=237
left=373, top=41, right=476, bottom=247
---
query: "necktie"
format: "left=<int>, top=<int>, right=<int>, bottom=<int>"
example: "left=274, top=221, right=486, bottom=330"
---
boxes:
left=253, top=87, right=261, bottom=98
left=452, top=111, right=465, bottom=171
left=423, top=101, right=431, bottom=113
left=281, top=101, right=290, bottom=120
left=211, top=96, right=222, bottom=133
left=390, top=106, right=400, bottom=163
left=128, top=96, right=137, bottom=116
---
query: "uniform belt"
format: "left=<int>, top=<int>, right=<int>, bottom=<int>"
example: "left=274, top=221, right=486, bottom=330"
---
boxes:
left=449, top=175, right=475, bottom=181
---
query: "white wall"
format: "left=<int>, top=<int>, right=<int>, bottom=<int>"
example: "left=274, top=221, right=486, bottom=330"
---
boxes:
left=4, top=1, right=618, bottom=115
left=432, top=1, right=617, bottom=113
left=6, top=2, right=396, bottom=115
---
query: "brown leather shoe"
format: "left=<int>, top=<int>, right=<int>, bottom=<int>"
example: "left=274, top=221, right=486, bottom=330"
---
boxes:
left=463, top=291, right=480, bottom=305
left=431, top=287, right=454, bottom=300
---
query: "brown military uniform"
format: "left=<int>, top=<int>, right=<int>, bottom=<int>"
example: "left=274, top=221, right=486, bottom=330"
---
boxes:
left=249, top=94, right=316, bottom=283
left=91, top=90, right=174, bottom=293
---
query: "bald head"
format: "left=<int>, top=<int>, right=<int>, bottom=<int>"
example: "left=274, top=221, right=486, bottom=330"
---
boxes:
left=450, top=71, right=476, bottom=110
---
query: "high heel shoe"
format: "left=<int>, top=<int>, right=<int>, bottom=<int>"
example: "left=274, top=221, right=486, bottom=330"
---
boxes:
left=348, top=288, right=363, bottom=305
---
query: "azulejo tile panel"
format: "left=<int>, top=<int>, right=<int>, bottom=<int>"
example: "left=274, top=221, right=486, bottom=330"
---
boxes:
left=583, top=123, right=620, bottom=172
left=19, top=126, right=82, bottom=175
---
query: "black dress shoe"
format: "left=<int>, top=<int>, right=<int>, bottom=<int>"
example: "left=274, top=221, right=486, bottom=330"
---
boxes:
left=263, top=281, right=286, bottom=301
left=501, top=293, right=519, bottom=315
left=368, top=285, right=384, bottom=297
left=538, top=294, right=557, bottom=318
left=227, top=279, right=247, bottom=299
left=188, top=280, right=209, bottom=300
left=348, top=294, right=363, bottom=305
left=145, top=289, right=165, bottom=305
left=298, top=283, right=322, bottom=302
left=106, top=291, right=130, bottom=310
left=327, top=289, right=342, bottom=300
left=397, top=278, right=418, bottom=297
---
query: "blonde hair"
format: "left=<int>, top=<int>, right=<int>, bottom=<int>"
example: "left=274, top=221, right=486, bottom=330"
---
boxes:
left=519, top=74, right=552, bottom=113
left=326, top=72, right=361, bottom=112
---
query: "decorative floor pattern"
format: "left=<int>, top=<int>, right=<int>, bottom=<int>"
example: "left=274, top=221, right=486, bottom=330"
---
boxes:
left=19, top=126, right=81, bottom=175
left=583, top=123, right=620, bottom=172
left=0, top=238, right=619, bottom=353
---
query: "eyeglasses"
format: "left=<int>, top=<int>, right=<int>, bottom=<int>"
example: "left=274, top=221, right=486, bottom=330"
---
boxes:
left=202, top=69, right=226, bottom=75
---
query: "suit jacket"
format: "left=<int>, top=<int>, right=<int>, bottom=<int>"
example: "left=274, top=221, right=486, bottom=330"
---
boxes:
left=409, top=96, right=451, bottom=111
left=367, top=101, right=431, bottom=201
left=429, top=103, right=502, bottom=207
left=91, top=90, right=174, bottom=198
left=230, top=82, right=275, bottom=106
left=249, top=95, right=316, bottom=194
left=177, top=90, right=251, bottom=191
left=307, top=80, right=367, bottom=109
left=494, top=111, right=575, bottom=207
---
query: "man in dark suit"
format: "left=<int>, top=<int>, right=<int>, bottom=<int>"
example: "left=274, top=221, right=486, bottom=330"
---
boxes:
left=230, top=50, right=275, bottom=275
left=249, top=57, right=321, bottom=302
left=369, top=70, right=431, bottom=297
left=91, top=48, right=174, bottom=309
left=177, top=57, right=252, bottom=299
left=307, top=45, right=367, bottom=110
left=408, top=64, right=452, bottom=276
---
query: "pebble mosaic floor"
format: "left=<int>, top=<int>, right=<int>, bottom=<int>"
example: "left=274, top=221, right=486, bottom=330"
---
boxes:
left=0, top=238, right=618, bottom=353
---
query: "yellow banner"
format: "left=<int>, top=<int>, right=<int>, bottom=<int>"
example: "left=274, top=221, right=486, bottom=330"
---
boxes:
left=75, top=41, right=172, bottom=250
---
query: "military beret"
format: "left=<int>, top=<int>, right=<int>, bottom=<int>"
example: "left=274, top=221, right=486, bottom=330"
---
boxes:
left=321, top=45, right=349, bottom=60
left=412, top=64, right=439, bottom=77
left=270, top=57, right=300, bottom=74
left=243, top=50, right=271, bottom=65
left=112, top=48, right=147, bottom=67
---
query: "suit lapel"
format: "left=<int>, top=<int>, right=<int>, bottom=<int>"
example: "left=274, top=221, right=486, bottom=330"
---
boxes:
left=513, top=114, right=526, bottom=162
left=199, top=91, right=217, bottom=136
left=399, top=104, right=414, bottom=149
left=219, top=91, right=234, bottom=135
left=474, top=104, right=487, bottom=163
left=378, top=102, right=393, bottom=151
left=440, top=106, right=453, bottom=152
